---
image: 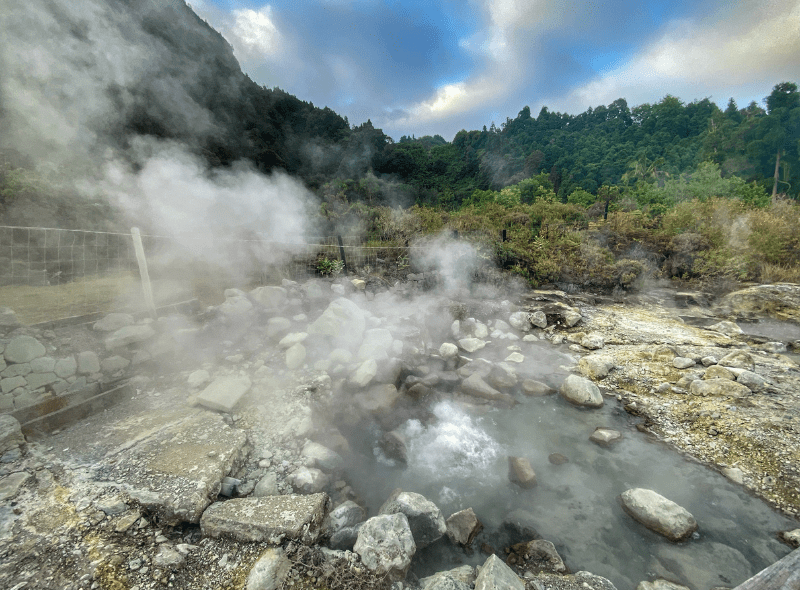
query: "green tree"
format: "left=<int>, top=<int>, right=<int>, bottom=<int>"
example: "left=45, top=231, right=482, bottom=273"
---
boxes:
left=763, top=82, right=800, bottom=198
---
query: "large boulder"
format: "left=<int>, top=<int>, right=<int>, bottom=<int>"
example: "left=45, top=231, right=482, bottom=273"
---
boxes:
left=93, top=312, right=135, bottom=332
left=579, top=355, right=616, bottom=379
left=379, top=491, right=447, bottom=548
left=620, top=488, right=697, bottom=541
left=354, top=513, right=416, bottom=581
left=302, top=441, right=343, bottom=471
left=250, top=286, right=287, bottom=310
left=560, top=375, right=604, bottom=408
left=506, top=539, right=566, bottom=574
left=308, top=297, right=366, bottom=349
left=474, top=554, right=524, bottom=590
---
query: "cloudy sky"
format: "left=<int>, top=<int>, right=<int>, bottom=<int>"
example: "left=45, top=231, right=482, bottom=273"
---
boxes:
left=191, top=0, right=800, bottom=141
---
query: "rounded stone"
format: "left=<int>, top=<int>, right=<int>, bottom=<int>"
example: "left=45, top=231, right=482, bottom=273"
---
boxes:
left=3, top=336, right=46, bottom=364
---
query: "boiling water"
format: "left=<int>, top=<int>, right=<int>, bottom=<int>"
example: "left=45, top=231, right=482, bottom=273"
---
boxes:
left=342, top=342, right=797, bottom=589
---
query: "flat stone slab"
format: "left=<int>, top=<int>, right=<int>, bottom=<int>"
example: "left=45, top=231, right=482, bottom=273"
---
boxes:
left=197, top=376, right=252, bottom=412
left=95, top=411, right=247, bottom=525
left=200, top=494, right=329, bottom=545
left=620, top=488, right=697, bottom=541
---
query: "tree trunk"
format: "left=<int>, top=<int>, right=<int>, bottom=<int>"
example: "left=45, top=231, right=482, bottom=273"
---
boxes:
left=772, top=149, right=781, bottom=200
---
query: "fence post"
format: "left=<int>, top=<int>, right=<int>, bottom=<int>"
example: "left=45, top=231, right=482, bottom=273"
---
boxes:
left=501, top=229, right=507, bottom=242
left=336, top=235, right=349, bottom=276
left=131, top=227, right=157, bottom=319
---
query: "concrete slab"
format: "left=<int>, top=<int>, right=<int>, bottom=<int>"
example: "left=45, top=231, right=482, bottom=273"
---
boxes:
left=95, top=411, right=247, bottom=525
left=197, top=376, right=252, bottom=412
left=200, top=494, right=330, bottom=545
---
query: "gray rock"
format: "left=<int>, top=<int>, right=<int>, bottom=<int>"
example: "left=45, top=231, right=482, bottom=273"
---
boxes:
left=25, top=372, right=58, bottom=390
left=54, top=356, right=77, bottom=379
left=288, top=466, right=330, bottom=493
left=508, top=456, right=537, bottom=488
left=672, top=357, right=695, bottom=369
left=521, top=379, right=554, bottom=396
left=358, top=328, right=394, bottom=360
left=353, top=384, right=400, bottom=415
left=187, top=369, right=211, bottom=388
left=1, top=376, right=27, bottom=394
left=302, top=441, right=343, bottom=471
left=1, top=362, right=31, bottom=378
left=474, top=554, right=524, bottom=590
left=636, top=580, right=690, bottom=590
left=620, top=488, right=697, bottom=541
left=718, top=350, right=755, bottom=371
left=308, top=297, right=366, bottom=349
left=329, top=524, right=362, bottom=550
left=488, top=364, right=518, bottom=390
left=0, top=414, right=25, bottom=455
left=0, top=307, right=20, bottom=328
left=701, top=356, right=718, bottom=366
left=354, top=513, right=416, bottom=581
left=266, top=317, right=292, bottom=339
left=253, top=473, right=279, bottom=497
left=779, top=528, right=800, bottom=547
left=579, top=355, right=616, bottom=379
left=0, top=470, right=31, bottom=501
left=379, top=490, right=447, bottom=548
left=278, top=332, right=308, bottom=349
left=326, top=500, right=366, bottom=533
left=689, top=378, right=751, bottom=398
left=3, top=335, right=45, bottom=364
left=508, top=312, right=532, bottom=332
left=439, top=342, right=459, bottom=359
left=93, top=313, right=135, bottom=332
left=218, top=292, right=254, bottom=317
left=736, top=369, right=766, bottom=391
left=461, top=373, right=514, bottom=404
left=589, top=427, right=622, bottom=446
left=197, top=376, right=252, bottom=412
left=250, top=286, right=287, bottom=309
left=285, top=343, right=306, bottom=370
left=581, top=333, right=605, bottom=350
left=704, top=365, right=735, bottom=380
left=200, top=494, right=330, bottom=545
left=564, top=310, right=582, bottom=327
left=419, top=565, right=476, bottom=590
left=560, top=375, right=604, bottom=407
left=153, top=545, right=185, bottom=569
left=380, top=430, right=408, bottom=465
left=507, top=539, right=566, bottom=574
left=246, top=547, right=291, bottom=590
left=101, top=355, right=130, bottom=373
left=445, top=507, right=482, bottom=546
left=651, top=542, right=752, bottom=589
left=78, top=350, right=100, bottom=375
left=530, top=310, right=547, bottom=329
left=458, top=337, right=486, bottom=353
left=708, top=320, right=743, bottom=336
left=29, top=356, right=55, bottom=373
left=348, top=359, right=378, bottom=389
left=105, top=324, right=156, bottom=350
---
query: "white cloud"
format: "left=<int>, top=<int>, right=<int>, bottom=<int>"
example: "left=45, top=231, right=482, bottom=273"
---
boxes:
left=551, top=0, right=800, bottom=112
left=231, top=6, right=282, bottom=57
left=387, top=0, right=562, bottom=128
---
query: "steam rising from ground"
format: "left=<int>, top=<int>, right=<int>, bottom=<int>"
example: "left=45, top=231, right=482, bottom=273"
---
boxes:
left=412, top=235, right=481, bottom=294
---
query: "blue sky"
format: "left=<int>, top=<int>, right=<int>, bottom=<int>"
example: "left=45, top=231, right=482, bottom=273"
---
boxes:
left=191, top=0, right=800, bottom=141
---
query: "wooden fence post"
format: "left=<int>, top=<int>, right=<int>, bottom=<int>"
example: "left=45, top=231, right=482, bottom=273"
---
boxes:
left=336, top=235, right=349, bottom=275
left=131, top=227, right=157, bottom=319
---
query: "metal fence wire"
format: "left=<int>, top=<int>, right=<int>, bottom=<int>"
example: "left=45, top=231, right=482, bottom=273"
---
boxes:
left=0, top=226, right=428, bottom=325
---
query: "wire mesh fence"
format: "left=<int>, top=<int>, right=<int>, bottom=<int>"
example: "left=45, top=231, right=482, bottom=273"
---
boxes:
left=0, top=226, right=425, bottom=325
